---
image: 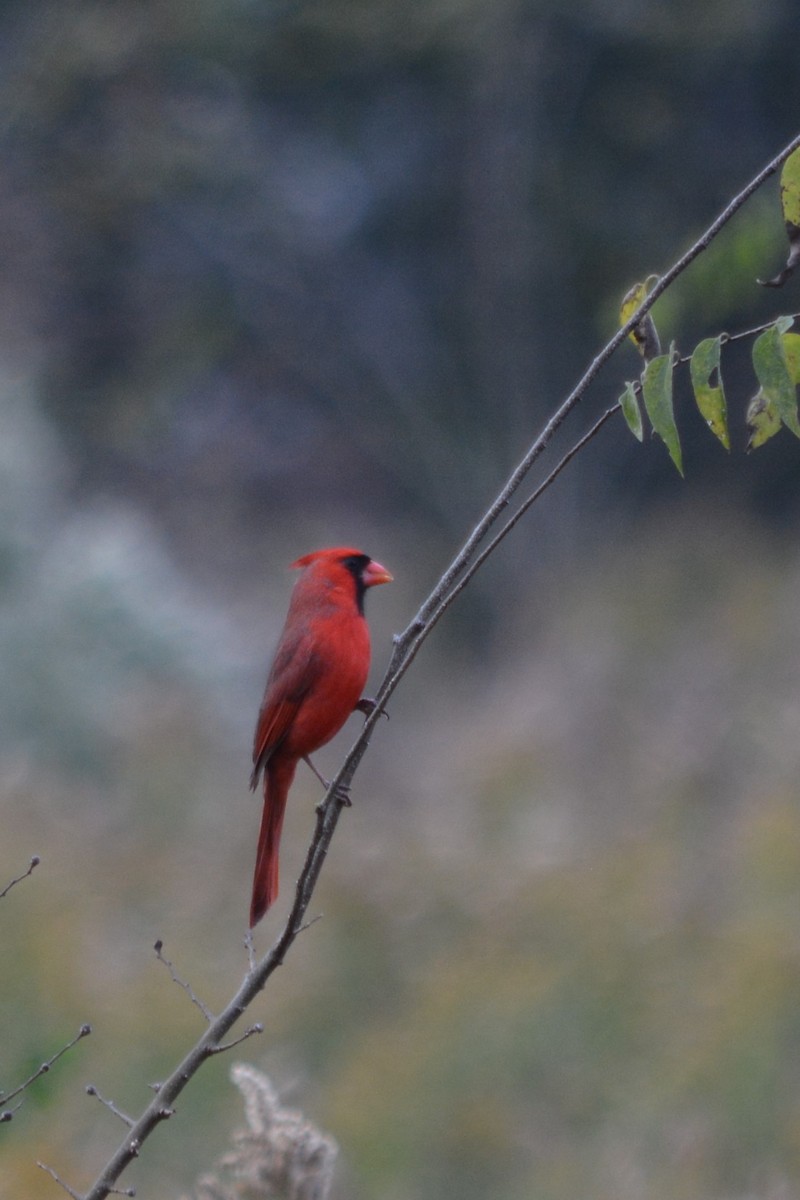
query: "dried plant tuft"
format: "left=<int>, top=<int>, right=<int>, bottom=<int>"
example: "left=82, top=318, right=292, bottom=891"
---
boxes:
left=181, top=1064, right=338, bottom=1200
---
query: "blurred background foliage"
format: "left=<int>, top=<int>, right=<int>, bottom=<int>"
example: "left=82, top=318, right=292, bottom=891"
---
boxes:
left=2, top=0, right=800, bottom=1197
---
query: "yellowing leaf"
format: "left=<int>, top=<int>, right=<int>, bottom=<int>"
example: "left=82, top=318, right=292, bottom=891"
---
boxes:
left=642, top=343, right=682, bottom=475
left=619, top=381, right=643, bottom=441
left=746, top=388, right=782, bottom=452
left=689, top=336, right=729, bottom=450
left=619, top=279, right=648, bottom=327
left=619, top=276, right=661, bottom=360
left=752, top=321, right=800, bottom=438
left=759, top=149, right=800, bottom=287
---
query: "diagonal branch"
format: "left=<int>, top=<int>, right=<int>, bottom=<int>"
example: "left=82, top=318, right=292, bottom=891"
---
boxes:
left=70, top=130, right=800, bottom=1200
left=1, top=1024, right=91, bottom=1116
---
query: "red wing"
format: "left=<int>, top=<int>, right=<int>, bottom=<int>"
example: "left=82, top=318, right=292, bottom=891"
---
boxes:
left=250, top=633, right=321, bottom=788
left=250, top=697, right=296, bottom=788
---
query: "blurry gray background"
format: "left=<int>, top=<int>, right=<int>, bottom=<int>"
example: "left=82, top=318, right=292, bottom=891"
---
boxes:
left=2, top=2, right=800, bottom=1198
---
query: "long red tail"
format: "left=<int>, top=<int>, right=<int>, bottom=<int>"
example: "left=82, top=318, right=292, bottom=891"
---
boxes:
left=250, top=757, right=296, bottom=927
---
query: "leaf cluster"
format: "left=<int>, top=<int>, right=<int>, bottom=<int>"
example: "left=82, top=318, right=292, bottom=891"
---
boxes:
left=618, top=151, right=800, bottom=468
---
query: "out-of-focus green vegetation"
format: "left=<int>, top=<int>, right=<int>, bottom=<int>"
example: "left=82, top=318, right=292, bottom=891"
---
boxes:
left=2, top=0, right=800, bottom=1198
left=5, top=378, right=800, bottom=1198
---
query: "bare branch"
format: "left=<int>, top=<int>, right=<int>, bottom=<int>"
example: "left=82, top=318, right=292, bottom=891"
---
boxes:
left=1, top=1024, right=91, bottom=1115
left=153, top=941, right=215, bottom=1024
left=0, top=854, right=40, bottom=899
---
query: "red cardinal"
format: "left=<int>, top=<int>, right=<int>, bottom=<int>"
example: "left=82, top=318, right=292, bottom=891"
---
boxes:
left=249, top=547, right=393, bottom=926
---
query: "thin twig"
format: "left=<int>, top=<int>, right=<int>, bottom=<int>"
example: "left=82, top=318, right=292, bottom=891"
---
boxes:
left=71, top=131, right=800, bottom=1200
left=296, top=913, right=324, bottom=936
left=719, top=312, right=800, bottom=346
left=207, top=1023, right=264, bottom=1055
left=1, top=1024, right=91, bottom=1110
left=37, top=1162, right=84, bottom=1200
left=85, top=1086, right=135, bottom=1129
left=153, top=941, right=215, bottom=1023
left=0, top=854, right=40, bottom=899
left=674, top=311, right=800, bottom=364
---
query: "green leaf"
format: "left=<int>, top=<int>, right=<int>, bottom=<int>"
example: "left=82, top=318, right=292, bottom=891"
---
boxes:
left=752, top=321, right=800, bottom=438
left=689, top=336, right=729, bottom=450
left=619, top=275, right=661, bottom=360
left=641, top=343, right=683, bottom=475
left=781, top=147, right=800, bottom=228
left=746, top=388, right=782, bottom=452
left=781, top=331, right=800, bottom=383
left=619, top=381, right=644, bottom=441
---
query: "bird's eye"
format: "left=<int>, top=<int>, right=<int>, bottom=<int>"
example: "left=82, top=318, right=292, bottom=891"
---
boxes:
left=341, top=554, right=369, bottom=575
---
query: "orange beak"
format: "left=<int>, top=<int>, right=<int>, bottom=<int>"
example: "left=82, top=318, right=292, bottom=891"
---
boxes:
left=363, top=558, right=393, bottom=587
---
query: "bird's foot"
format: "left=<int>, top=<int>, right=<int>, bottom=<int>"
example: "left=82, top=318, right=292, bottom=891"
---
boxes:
left=355, top=696, right=389, bottom=720
left=333, top=782, right=352, bottom=807
left=315, top=781, right=352, bottom=813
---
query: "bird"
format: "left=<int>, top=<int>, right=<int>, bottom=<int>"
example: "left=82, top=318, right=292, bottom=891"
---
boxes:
left=248, top=547, right=393, bottom=926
